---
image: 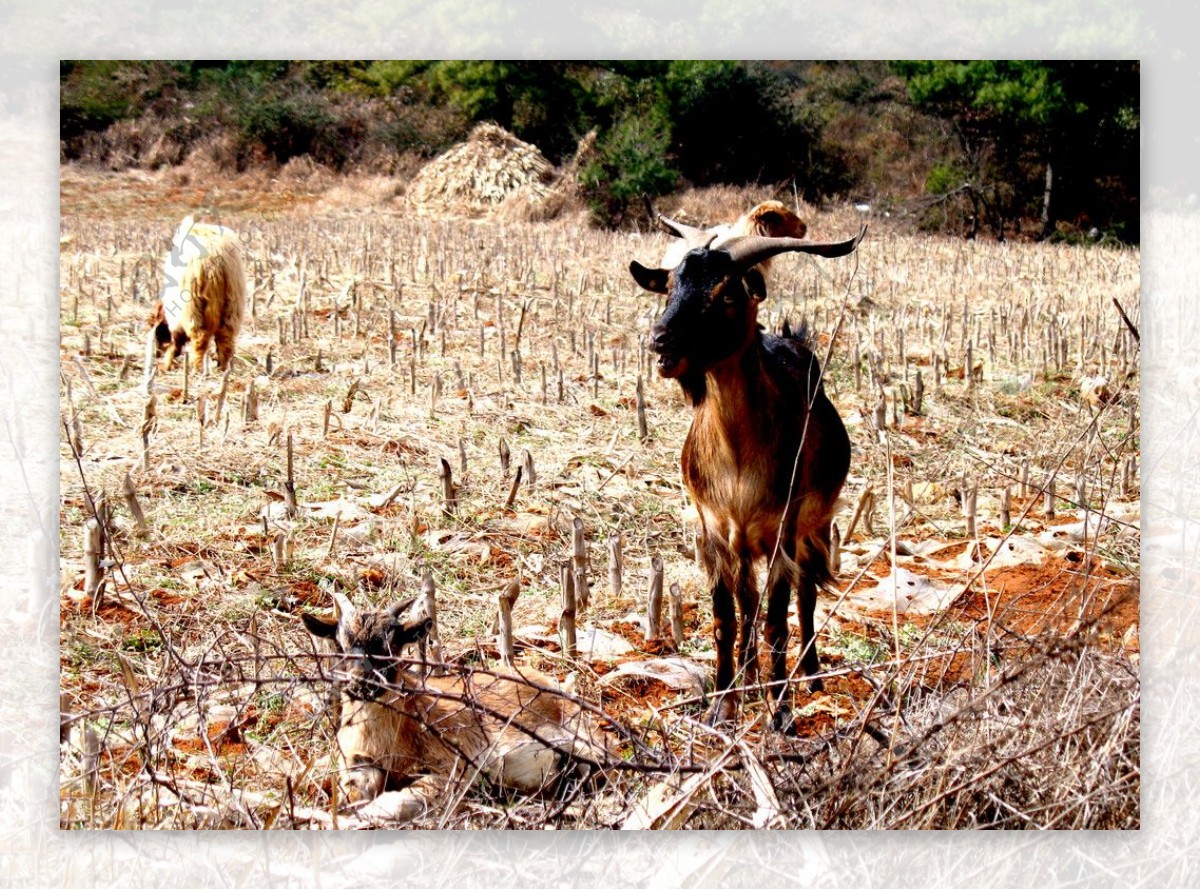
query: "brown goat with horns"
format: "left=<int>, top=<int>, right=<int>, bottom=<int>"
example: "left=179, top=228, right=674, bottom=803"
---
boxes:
left=630, top=206, right=864, bottom=731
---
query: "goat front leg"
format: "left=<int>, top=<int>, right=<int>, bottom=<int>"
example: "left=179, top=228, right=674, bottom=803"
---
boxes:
left=707, top=572, right=739, bottom=726
left=796, top=531, right=829, bottom=695
left=159, top=329, right=188, bottom=372
left=355, top=775, right=444, bottom=825
left=189, top=331, right=212, bottom=375
left=733, top=557, right=761, bottom=689
left=215, top=318, right=239, bottom=372
left=796, top=573, right=823, bottom=694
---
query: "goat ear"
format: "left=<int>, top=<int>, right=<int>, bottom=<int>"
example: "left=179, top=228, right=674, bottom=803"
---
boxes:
left=302, top=611, right=339, bottom=640
left=629, top=261, right=670, bottom=294
left=744, top=268, right=768, bottom=303
left=758, top=209, right=783, bottom=229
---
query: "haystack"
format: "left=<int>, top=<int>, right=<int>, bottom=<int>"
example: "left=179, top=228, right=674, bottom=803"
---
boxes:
left=406, top=123, right=557, bottom=216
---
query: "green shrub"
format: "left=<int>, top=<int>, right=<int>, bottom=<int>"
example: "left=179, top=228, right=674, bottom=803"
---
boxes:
left=579, top=110, right=678, bottom=227
left=236, top=88, right=336, bottom=165
left=60, top=60, right=190, bottom=142
left=925, top=162, right=966, bottom=195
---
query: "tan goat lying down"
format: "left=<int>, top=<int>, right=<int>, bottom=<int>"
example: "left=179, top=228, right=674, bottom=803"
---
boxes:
left=303, top=594, right=611, bottom=820
left=151, top=215, right=246, bottom=373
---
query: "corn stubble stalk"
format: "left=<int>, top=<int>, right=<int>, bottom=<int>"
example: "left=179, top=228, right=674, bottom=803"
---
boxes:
left=439, top=458, right=457, bottom=517
left=607, top=531, right=623, bottom=600
left=121, top=471, right=149, bottom=538
left=419, top=569, right=445, bottom=675
left=141, top=392, right=156, bottom=472
left=572, top=517, right=589, bottom=614
left=496, top=580, right=520, bottom=667
left=668, top=582, right=684, bottom=649
left=82, top=518, right=103, bottom=609
left=243, top=378, right=258, bottom=423
left=636, top=375, right=649, bottom=442
left=645, top=555, right=664, bottom=642
left=498, top=437, right=510, bottom=475
left=559, top=560, right=576, bottom=659
left=503, top=465, right=523, bottom=510
left=283, top=433, right=298, bottom=517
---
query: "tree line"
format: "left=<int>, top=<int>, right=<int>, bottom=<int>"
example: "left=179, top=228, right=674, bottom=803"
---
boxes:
left=60, top=60, right=1138, bottom=242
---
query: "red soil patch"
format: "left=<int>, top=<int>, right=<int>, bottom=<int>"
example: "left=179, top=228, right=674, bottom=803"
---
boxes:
left=953, top=555, right=1137, bottom=641
left=150, top=587, right=189, bottom=607
left=62, top=592, right=142, bottom=627
left=288, top=579, right=326, bottom=607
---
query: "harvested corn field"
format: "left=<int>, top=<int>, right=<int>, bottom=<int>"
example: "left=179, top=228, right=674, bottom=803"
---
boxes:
left=58, top=156, right=1139, bottom=830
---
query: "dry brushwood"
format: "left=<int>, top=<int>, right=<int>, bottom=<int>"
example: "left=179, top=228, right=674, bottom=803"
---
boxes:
left=406, top=123, right=557, bottom=216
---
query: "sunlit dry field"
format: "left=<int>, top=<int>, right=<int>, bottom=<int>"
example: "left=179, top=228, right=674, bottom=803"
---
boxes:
left=58, top=166, right=1140, bottom=830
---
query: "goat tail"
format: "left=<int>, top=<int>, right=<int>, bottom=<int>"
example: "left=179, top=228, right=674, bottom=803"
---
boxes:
left=768, top=534, right=833, bottom=592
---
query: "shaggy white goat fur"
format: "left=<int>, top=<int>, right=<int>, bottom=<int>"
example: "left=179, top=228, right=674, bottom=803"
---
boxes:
left=152, top=215, right=246, bottom=372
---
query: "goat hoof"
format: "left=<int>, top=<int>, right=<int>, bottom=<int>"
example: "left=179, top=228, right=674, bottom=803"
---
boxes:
left=770, top=705, right=797, bottom=736
left=806, top=676, right=825, bottom=694
left=341, top=765, right=386, bottom=804
left=705, top=695, right=738, bottom=727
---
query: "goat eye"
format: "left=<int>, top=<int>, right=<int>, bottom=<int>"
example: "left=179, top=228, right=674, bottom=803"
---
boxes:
left=723, top=292, right=736, bottom=305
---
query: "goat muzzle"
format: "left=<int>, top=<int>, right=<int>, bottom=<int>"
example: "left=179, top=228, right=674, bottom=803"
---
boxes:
left=337, top=658, right=389, bottom=702
left=650, top=326, right=689, bottom=378
left=344, top=678, right=387, bottom=702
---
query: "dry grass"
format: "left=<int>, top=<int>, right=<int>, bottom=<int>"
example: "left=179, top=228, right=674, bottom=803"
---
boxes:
left=57, top=167, right=1139, bottom=830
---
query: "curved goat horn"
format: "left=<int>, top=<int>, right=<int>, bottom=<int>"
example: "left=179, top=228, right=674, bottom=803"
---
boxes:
left=387, top=595, right=419, bottom=620
left=723, top=224, right=867, bottom=270
left=643, top=194, right=714, bottom=248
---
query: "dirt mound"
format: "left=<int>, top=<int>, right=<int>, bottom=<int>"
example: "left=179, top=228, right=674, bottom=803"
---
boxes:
left=405, top=123, right=558, bottom=217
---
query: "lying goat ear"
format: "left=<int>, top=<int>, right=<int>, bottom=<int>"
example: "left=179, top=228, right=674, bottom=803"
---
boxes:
left=629, top=261, right=670, bottom=294
left=395, top=615, right=435, bottom=647
left=302, top=611, right=339, bottom=640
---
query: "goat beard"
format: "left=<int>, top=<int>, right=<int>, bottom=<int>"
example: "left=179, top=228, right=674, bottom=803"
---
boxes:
left=655, top=353, right=689, bottom=378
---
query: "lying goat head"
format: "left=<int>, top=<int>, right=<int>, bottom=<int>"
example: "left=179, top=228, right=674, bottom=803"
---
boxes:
left=303, top=592, right=422, bottom=704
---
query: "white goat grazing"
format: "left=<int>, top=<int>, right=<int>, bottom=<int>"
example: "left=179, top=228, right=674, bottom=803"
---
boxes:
left=652, top=199, right=809, bottom=273
left=303, top=593, right=611, bottom=821
left=151, top=216, right=246, bottom=373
